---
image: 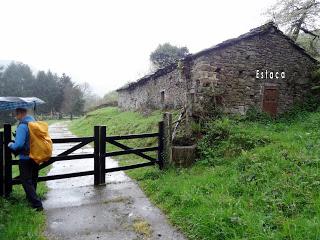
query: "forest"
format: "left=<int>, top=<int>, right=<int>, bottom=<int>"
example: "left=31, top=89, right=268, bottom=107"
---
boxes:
left=0, top=62, right=85, bottom=124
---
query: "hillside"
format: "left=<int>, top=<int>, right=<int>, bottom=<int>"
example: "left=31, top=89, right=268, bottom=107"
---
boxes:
left=69, top=107, right=320, bottom=239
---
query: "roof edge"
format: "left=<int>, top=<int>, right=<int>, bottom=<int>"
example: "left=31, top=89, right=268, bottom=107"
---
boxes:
left=117, top=21, right=319, bottom=92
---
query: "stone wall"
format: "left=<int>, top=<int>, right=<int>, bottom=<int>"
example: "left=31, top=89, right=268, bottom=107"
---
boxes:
left=117, top=26, right=318, bottom=115
left=118, top=68, right=187, bottom=111
left=189, top=29, right=317, bottom=114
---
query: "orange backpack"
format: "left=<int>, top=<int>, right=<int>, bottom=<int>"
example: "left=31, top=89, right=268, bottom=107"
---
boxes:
left=27, top=121, right=53, bottom=164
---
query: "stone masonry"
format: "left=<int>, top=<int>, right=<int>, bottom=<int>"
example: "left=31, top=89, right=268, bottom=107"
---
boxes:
left=117, top=22, right=319, bottom=116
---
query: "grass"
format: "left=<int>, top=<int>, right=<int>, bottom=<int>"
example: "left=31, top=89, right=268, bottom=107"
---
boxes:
left=0, top=167, right=49, bottom=240
left=69, top=107, right=164, bottom=163
left=69, top=107, right=320, bottom=240
left=0, top=119, right=60, bottom=240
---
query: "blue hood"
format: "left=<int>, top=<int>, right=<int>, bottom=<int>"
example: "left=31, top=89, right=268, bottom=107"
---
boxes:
left=21, top=115, right=35, bottom=124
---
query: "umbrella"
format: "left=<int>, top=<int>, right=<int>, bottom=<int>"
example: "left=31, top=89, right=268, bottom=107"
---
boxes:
left=0, top=97, right=45, bottom=111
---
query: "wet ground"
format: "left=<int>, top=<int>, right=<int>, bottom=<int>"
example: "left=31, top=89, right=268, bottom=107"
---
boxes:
left=43, top=122, right=185, bottom=240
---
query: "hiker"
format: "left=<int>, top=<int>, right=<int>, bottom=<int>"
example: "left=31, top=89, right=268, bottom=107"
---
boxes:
left=8, top=108, right=43, bottom=211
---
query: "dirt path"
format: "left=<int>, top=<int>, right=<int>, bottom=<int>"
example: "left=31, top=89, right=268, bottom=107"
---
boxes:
left=43, top=122, right=185, bottom=240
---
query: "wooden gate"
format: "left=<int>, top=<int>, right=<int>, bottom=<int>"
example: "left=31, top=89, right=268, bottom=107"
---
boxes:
left=262, top=86, right=279, bottom=117
left=0, top=121, right=165, bottom=197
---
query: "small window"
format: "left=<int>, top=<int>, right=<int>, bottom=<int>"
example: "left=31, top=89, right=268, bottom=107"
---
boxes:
left=189, top=92, right=195, bottom=103
left=215, top=96, right=223, bottom=105
left=160, top=90, right=165, bottom=103
left=203, top=82, right=211, bottom=87
left=196, top=80, right=200, bottom=89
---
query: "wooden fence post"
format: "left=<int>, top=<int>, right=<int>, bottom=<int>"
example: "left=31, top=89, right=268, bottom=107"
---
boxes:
left=94, top=126, right=100, bottom=186
left=0, top=131, right=4, bottom=197
left=163, top=112, right=172, bottom=165
left=3, top=124, right=12, bottom=196
left=99, top=126, right=106, bottom=185
left=158, top=121, right=165, bottom=170
left=185, top=92, right=194, bottom=127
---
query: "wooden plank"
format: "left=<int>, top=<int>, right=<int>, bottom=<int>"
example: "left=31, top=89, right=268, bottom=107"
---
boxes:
left=163, top=113, right=173, bottom=164
left=105, top=161, right=156, bottom=173
left=0, top=132, right=4, bottom=196
left=106, top=133, right=158, bottom=141
left=52, top=137, right=94, bottom=143
left=99, top=126, right=106, bottom=185
left=11, top=138, right=92, bottom=180
left=104, top=146, right=158, bottom=157
left=12, top=170, right=95, bottom=184
left=49, top=154, right=94, bottom=161
left=39, top=138, right=93, bottom=170
left=107, top=139, right=156, bottom=162
left=11, top=160, right=20, bottom=165
left=94, top=126, right=100, bottom=186
left=12, top=153, right=94, bottom=173
left=158, top=121, right=165, bottom=170
left=4, top=124, right=12, bottom=196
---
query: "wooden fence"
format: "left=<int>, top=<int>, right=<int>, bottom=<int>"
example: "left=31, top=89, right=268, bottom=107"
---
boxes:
left=0, top=117, right=171, bottom=197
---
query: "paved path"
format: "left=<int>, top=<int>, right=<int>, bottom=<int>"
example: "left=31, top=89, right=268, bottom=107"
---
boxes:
left=43, top=122, right=185, bottom=240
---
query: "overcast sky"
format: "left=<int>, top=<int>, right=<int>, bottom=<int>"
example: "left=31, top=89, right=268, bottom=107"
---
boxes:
left=0, top=0, right=276, bottom=96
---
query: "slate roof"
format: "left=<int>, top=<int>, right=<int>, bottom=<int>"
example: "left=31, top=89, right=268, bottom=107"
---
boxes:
left=117, top=22, right=318, bottom=92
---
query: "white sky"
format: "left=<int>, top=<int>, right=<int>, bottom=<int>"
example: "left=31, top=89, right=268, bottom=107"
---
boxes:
left=0, top=0, right=276, bottom=96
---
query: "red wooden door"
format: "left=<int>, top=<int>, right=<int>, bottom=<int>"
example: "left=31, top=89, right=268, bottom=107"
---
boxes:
left=262, top=87, right=278, bottom=117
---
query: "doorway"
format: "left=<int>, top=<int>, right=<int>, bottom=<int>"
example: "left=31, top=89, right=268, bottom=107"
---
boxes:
left=262, top=85, right=278, bottom=117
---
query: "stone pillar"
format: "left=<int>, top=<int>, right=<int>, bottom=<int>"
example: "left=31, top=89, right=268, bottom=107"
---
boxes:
left=163, top=112, right=172, bottom=165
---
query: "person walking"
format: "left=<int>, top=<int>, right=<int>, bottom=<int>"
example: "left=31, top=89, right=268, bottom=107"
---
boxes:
left=8, top=108, right=43, bottom=211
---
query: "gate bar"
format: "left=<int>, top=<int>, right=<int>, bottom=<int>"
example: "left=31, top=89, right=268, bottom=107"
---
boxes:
left=0, top=132, right=4, bottom=197
left=52, top=137, right=94, bottom=143
left=106, top=139, right=156, bottom=162
left=103, top=146, right=158, bottom=157
left=158, top=121, right=165, bottom=170
left=3, top=124, right=12, bottom=196
left=39, top=138, right=93, bottom=170
left=12, top=170, right=95, bottom=184
left=12, top=153, right=94, bottom=165
left=105, top=161, right=156, bottom=173
left=94, top=126, right=100, bottom=186
left=106, top=132, right=158, bottom=141
left=99, top=126, right=106, bottom=185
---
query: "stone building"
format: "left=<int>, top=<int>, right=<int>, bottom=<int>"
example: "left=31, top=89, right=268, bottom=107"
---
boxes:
left=117, top=22, right=319, bottom=116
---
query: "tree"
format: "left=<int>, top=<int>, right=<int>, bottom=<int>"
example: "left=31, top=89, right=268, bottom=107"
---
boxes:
left=1, top=62, right=35, bottom=96
left=0, top=63, right=86, bottom=119
left=150, top=43, right=189, bottom=69
left=297, top=30, right=320, bottom=59
left=265, top=0, right=320, bottom=57
left=80, top=82, right=102, bottom=111
left=59, top=73, right=85, bottom=115
left=34, top=71, right=61, bottom=113
left=103, top=91, right=118, bottom=106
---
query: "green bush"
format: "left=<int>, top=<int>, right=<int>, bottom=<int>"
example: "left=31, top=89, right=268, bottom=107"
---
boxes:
left=244, top=106, right=273, bottom=122
left=197, top=118, right=270, bottom=166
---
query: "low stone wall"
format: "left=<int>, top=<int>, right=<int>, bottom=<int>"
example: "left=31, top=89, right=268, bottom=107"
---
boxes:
left=118, top=69, right=187, bottom=111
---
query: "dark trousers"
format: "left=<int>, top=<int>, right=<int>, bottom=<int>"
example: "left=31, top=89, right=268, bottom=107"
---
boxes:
left=19, top=160, right=43, bottom=208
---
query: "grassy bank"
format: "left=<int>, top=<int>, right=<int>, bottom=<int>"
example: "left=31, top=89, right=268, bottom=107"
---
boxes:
left=0, top=120, right=58, bottom=240
left=0, top=167, right=49, bottom=240
left=69, top=107, right=320, bottom=239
